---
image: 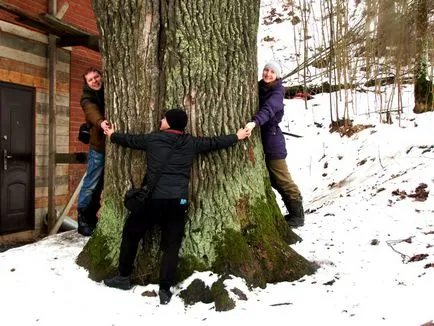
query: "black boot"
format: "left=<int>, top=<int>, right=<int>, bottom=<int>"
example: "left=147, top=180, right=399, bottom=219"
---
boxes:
left=87, top=201, right=100, bottom=228
left=284, top=199, right=305, bottom=228
left=77, top=208, right=95, bottom=236
left=104, top=275, right=131, bottom=290
left=158, top=288, right=172, bottom=305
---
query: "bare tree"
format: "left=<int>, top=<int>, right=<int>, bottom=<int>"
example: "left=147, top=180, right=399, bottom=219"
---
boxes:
left=77, top=0, right=315, bottom=288
left=281, top=0, right=432, bottom=124
left=413, top=0, right=433, bottom=113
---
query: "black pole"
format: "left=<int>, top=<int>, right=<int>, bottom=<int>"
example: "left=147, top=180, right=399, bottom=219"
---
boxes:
left=282, top=131, right=303, bottom=138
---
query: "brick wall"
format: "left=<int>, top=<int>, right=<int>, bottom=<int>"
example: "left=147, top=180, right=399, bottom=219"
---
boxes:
left=60, top=0, right=98, bottom=33
left=0, top=1, right=47, bottom=32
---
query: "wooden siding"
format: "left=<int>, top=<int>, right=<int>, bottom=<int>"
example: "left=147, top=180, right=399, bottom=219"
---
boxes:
left=1, top=0, right=102, bottom=231
left=0, top=29, right=70, bottom=232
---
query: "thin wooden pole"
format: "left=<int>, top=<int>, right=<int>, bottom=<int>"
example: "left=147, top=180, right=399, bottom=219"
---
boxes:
left=47, top=0, right=57, bottom=231
left=49, top=172, right=86, bottom=235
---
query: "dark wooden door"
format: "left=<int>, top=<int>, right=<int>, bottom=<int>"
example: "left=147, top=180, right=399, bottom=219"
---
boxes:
left=0, top=82, right=35, bottom=235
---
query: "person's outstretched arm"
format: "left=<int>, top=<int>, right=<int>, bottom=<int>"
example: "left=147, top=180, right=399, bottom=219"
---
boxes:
left=81, top=97, right=105, bottom=130
left=104, top=123, right=149, bottom=150
left=245, top=84, right=284, bottom=132
left=194, top=128, right=250, bottom=153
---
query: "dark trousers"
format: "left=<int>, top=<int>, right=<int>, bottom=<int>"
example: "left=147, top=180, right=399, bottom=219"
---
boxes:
left=118, top=199, right=187, bottom=290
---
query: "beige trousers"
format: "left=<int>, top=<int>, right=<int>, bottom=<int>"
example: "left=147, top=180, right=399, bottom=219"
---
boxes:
left=266, top=159, right=302, bottom=202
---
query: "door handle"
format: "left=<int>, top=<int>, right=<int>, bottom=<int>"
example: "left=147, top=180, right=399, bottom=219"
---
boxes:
left=3, top=149, right=12, bottom=170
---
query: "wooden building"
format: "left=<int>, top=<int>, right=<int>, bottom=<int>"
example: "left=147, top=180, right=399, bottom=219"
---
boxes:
left=0, top=0, right=101, bottom=242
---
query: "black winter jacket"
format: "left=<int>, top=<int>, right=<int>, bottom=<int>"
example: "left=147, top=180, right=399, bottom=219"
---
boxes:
left=111, top=130, right=238, bottom=199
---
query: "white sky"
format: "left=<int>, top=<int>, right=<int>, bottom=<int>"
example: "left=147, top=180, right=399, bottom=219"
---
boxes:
left=1, top=1, right=433, bottom=325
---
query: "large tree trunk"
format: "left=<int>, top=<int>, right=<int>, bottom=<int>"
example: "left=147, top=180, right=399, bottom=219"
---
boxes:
left=77, top=0, right=315, bottom=288
left=413, top=0, right=433, bottom=113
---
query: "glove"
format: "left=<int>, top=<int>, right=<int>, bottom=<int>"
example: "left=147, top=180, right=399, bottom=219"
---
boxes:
left=245, top=121, right=256, bottom=132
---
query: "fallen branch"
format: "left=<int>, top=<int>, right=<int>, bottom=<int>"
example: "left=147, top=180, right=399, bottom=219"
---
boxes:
left=386, top=237, right=414, bottom=263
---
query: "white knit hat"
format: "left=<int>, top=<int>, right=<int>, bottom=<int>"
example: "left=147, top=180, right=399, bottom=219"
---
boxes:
left=263, top=61, right=282, bottom=79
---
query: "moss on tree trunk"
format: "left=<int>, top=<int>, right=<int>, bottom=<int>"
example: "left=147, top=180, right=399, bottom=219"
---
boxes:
left=77, top=0, right=315, bottom=287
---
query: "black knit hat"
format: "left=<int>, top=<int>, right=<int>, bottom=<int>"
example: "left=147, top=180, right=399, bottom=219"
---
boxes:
left=165, top=109, right=188, bottom=131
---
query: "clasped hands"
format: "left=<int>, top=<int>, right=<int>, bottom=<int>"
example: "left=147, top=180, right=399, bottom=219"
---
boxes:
left=245, top=121, right=256, bottom=132
left=236, top=121, right=255, bottom=140
left=101, top=120, right=114, bottom=138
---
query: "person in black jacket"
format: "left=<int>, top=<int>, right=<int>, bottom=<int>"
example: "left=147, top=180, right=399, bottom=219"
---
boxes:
left=102, top=109, right=250, bottom=304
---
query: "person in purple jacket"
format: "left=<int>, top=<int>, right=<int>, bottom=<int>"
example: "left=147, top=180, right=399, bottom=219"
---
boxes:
left=245, top=61, right=305, bottom=228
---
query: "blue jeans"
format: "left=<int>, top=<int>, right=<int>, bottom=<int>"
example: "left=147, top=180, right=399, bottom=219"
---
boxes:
left=78, top=149, right=105, bottom=212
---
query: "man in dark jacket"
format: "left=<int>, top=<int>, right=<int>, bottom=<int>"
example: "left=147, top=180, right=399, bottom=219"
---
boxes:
left=102, top=109, right=250, bottom=304
left=77, top=67, right=109, bottom=236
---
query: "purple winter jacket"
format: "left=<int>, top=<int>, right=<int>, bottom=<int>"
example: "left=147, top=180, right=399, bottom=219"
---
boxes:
left=252, top=79, right=287, bottom=160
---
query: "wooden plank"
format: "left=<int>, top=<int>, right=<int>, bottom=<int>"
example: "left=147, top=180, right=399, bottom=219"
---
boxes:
left=34, top=184, right=69, bottom=198
left=55, top=2, right=69, bottom=20
left=0, top=1, right=99, bottom=51
left=47, top=34, right=57, bottom=231
left=0, top=1, right=50, bottom=33
left=41, top=13, right=90, bottom=36
left=0, top=56, right=47, bottom=78
left=55, top=152, right=87, bottom=164
left=36, top=92, right=69, bottom=106
left=0, top=45, right=47, bottom=68
left=0, top=69, right=47, bottom=89
left=0, top=31, right=48, bottom=58
left=0, top=20, right=48, bottom=44
left=48, top=172, right=86, bottom=235
left=57, top=35, right=99, bottom=52
left=0, top=69, right=69, bottom=93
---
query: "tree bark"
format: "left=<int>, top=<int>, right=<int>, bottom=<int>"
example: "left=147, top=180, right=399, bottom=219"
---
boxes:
left=77, top=0, right=315, bottom=288
left=413, top=0, right=433, bottom=113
